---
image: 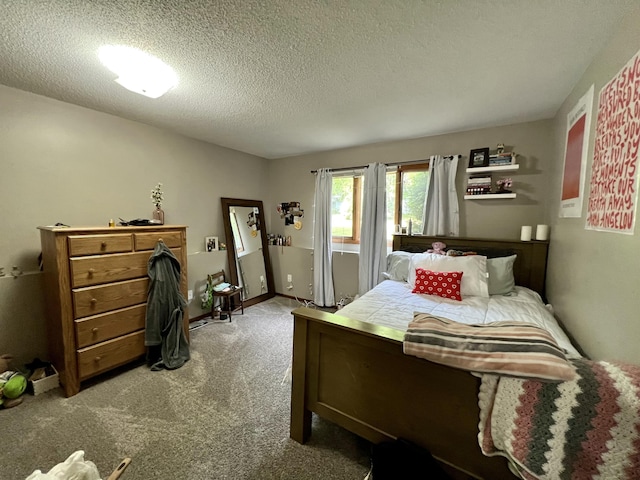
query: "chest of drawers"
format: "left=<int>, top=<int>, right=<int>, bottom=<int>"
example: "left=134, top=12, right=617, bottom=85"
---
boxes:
left=38, top=225, right=188, bottom=397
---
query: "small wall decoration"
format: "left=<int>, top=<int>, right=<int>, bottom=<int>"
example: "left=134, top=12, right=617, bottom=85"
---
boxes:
left=277, top=202, right=304, bottom=226
left=496, top=177, right=513, bottom=193
left=468, top=148, right=490, bottom=168
left=560, top=85, right=594, bottom=218
left=247, top=208, right=260, bottom=231
left=205, top=236, right=218, bottom=252
left=586, top=48, right=640, bottom=234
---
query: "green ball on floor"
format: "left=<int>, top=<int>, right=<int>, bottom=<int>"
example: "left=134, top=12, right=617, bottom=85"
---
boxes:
left=2, top=373, right=27, bottom=399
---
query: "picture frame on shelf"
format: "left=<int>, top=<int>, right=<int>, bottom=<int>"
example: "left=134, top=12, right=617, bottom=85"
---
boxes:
left=469, top=148, right=490, bottom=168
left=205, top=236, right=218, bottom=252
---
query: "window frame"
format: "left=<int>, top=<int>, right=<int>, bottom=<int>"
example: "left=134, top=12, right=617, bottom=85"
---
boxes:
left=331, top=175, right=362, bottom=244
left=331, top=162, right=429, bottom=245
left=394, top=162, right=430, bottom=228
left=230, top=211, right=245, bottom=253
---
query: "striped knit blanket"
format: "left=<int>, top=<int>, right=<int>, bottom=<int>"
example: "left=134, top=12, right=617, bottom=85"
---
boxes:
left=478, top=358, right=640, bottom=479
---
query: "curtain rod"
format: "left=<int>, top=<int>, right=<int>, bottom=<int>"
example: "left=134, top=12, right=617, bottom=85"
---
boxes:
left=310, top=155, right=459, bottom=174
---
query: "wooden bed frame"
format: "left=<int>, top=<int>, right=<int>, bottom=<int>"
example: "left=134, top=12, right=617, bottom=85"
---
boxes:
left=290, top=235, right=550, bottom=479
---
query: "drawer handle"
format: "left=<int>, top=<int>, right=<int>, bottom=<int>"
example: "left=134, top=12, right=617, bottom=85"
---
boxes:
left=88, top=268, right=96, bottom=276
left=90, top=298, right=97, bottom=305
left=101, top=241, right=107, bottom=249
left=91, top=327, right=99, bottom=334
left=94, top=356, right=102, bottom=362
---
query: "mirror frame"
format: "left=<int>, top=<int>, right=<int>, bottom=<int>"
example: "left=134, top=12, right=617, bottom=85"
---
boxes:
left=221, top=198, right=275, bottom=307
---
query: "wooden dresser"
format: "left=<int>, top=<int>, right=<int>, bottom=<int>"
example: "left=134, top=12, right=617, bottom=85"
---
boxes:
left=38, top=225, right=189, bottom=397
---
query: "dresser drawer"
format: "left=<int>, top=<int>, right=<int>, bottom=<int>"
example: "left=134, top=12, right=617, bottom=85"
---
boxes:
left=73, top=278, right=149, bottom=318
left=68, top=234, right=133, bottom=256
left=134, top=231, right=182, bottom=250
left=70, top=248, right=182, bottom=288
left=75, top=304, right=146, bottom=348
left=77, top=330, right=146, bottom=380
left=70, top=251, right=149, bottom=288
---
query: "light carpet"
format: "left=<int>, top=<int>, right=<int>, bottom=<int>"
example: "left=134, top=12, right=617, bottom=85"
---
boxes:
left=3, top=297, right=371, bottom=479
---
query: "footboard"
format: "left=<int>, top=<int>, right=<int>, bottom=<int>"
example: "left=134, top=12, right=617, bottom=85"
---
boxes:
left=290, top=307, right=513, bottom=479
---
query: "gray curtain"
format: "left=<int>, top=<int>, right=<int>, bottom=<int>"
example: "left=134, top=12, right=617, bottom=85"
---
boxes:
left=422, top=155, right=460, bottom=236
left=358, top=163, right=387, bottom=295
left=312, top=169, right=335, bottom=307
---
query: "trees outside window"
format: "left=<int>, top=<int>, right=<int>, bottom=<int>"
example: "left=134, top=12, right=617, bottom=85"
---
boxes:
left=331, top=163, right=429, bottom=244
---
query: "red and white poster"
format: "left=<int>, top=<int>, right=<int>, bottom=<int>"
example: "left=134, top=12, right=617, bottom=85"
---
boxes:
left=560, top=85, right=594, bottom=218
left=586, top=49, right=640, bottom=234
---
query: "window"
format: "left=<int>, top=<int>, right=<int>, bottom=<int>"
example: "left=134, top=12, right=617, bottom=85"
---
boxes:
left=392, top=164, right=430, bottom=239
left=230, top=211, right=245, bottom=253
left=331, top=163, right=429, bottom=244
left=331, top=175, right=362, bottom=243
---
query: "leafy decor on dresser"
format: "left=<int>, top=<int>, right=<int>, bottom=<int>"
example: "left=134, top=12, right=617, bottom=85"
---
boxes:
left=151, top=182, right=164, bottom=224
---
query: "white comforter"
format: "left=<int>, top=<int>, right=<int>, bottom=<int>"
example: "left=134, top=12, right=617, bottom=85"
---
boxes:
left=338, top=280, right=581, bottom=357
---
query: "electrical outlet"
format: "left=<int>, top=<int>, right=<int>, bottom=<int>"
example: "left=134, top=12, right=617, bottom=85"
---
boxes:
left=260, top=275, right=264, bottom=282
left=187, top=289, right=193, bottom=301
left=287, top=274, right=292, bottom=283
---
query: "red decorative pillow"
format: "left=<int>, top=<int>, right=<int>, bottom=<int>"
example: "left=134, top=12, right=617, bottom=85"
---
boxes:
left=412, top=268, right=463, bottom=301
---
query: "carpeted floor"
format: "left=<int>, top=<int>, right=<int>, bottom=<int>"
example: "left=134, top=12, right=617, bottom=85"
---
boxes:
left=3, top=297, right=372, bottom=479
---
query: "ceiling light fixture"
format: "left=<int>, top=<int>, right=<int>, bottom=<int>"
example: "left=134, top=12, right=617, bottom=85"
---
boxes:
left=98, top=45, right=178, bottom=99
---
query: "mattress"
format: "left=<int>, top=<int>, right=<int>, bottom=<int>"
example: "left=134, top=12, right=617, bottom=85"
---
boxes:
left=337, top=280, right=581, bottom=357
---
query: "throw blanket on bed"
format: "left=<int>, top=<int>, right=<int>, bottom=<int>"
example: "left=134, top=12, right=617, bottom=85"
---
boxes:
left=478, top=358, right=640, bottom=479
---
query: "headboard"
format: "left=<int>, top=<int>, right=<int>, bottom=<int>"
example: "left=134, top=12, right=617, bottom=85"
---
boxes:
left=392, top=235, right=550, bottom=299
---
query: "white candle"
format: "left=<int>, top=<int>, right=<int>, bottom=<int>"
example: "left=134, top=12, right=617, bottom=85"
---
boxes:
left=520, top=226, right=532, bottom=241
left=536, top=224, right=550, bottom=241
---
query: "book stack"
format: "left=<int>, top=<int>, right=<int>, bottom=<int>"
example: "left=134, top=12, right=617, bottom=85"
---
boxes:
left=489, top=152, right=515, bottom=166
left=466, top=176, right=492, bottom=195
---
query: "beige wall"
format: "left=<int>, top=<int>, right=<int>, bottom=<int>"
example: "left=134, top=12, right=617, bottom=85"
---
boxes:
left=0, top=85, right=268, bottom=364
left=269, top=245, right=314, bottom=300
left=266, top=120, right=556, bottom=303
left=267, top=120, right=556, bottom=241
left=547, top=6, right=640, bottom=364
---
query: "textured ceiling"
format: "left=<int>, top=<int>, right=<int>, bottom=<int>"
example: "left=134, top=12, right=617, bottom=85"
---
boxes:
left=0, top=1, right=636, bottom=159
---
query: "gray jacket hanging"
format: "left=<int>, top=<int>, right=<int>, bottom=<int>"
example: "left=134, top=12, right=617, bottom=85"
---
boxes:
left=145, top=241, right=190, bottom=370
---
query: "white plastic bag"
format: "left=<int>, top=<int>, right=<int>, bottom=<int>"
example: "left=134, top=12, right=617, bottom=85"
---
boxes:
left=26, top=450, right=101, bottom=480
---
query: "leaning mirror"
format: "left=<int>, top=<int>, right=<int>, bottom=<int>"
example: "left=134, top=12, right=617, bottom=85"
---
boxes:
left=221, top=198, right=275, bottom=307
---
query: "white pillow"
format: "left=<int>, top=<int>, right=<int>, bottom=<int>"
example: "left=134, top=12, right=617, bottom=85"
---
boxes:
left=408, top=253, right=489, bottom=297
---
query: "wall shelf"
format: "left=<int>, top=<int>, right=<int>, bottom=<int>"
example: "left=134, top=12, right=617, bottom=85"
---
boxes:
left=466, top=164, right=519, bottom=174
left=464, top=193, right=517, bottom=200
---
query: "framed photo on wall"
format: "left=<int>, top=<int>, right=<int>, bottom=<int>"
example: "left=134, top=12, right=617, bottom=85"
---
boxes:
left=205, top=236, right=218, bottom=252
left=468, top=148, right=490, bottom=168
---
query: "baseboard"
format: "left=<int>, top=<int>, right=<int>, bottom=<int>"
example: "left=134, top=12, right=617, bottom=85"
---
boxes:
left=192, top=296, right=336, bottom=316
left=277, top=294, right=338, bottom=313
left=276, top=293, right=313, bottom=302
left=189, top=312, right=211, bottom=323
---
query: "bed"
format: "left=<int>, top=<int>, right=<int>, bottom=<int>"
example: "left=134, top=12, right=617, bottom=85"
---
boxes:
left=289, top=235, right=574, bottom=479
